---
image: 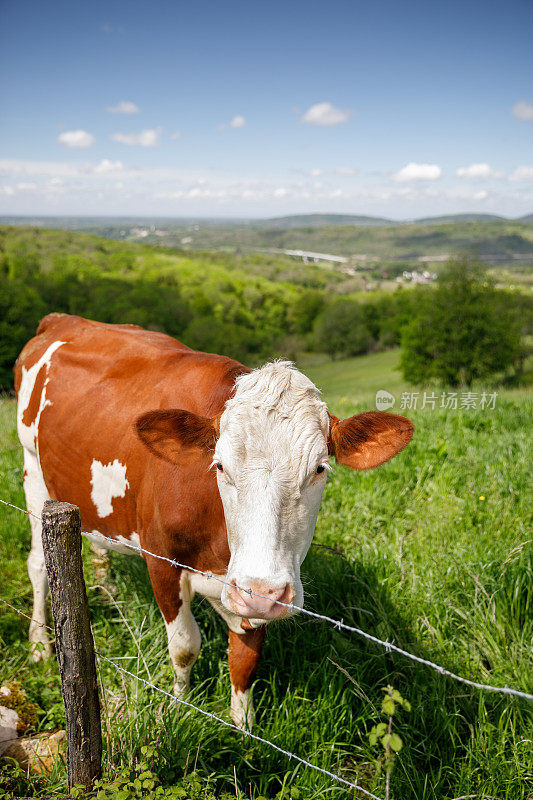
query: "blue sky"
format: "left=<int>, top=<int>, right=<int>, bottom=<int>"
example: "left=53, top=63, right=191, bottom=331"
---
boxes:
left=1, top=0, right=532, bottom=218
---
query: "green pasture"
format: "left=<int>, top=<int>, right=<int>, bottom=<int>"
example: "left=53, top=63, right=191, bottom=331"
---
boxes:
left=0, top=349, right=532, bottom=799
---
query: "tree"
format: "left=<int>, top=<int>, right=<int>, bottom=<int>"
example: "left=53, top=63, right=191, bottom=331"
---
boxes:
left=399, top=255, right=523, bottom=386
left=290, top=289, right=325, bottom=334
left=314, top=297, right=373, bottom=359
left=0, top=277, right=47, bottom=389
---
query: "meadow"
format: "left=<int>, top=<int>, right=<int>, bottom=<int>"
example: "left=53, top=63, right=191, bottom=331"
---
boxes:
left=0, top=348, right=531, bottom=799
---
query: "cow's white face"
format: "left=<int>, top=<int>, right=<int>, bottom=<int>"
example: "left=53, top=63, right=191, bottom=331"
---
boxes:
left=214, top=363, right=330, bottom=623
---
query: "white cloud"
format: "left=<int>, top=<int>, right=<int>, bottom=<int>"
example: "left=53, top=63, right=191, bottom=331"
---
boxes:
left=0, top=159, right=81, bottom=176
left=335, top=166, right=357, bottom=176
left=111, top=128, right=162, bottom=147
left=511, top=101, right=533, bottom=121
left=393, top=162, right=442, bottom=181
left=509, top=166, right=533, bottom=182
left=94, top=159, right=124, bottom=174
left=309, top=168, right=322, bottom=177
left=217, top=115, right=246, bottom=130
left=107, top=100, right=139, bottom=114
left=2, top=157, right=530, bottom=217
left=444, top=188, right=489, bottom=201
left=170, top=130, right=181, bottom=140
left=0, top=158, right=130, bottom=178
left=57, top=130, right=95, bottom=148
left=456, top=162, right=501, bottom=179
left=301, top=102, right=351, bottom=126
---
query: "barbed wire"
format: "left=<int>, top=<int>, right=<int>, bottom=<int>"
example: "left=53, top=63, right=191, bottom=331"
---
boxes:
left=0, top=597, right=53, bottom=631
left=95, top=651, right=383, bottom=799
left=0, top=498, right=41, bottom=520
left=1, top=497, right=532, bottom=702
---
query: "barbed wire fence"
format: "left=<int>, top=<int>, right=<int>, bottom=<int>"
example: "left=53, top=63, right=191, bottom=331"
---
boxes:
left=0, top=596, right=380, bottom=799
left=1, top=496, right=532, bottom=798
left=1, top=498, right=530, bottom=702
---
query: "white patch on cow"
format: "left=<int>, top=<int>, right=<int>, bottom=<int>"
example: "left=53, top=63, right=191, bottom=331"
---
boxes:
left=17, top=340, right=66, bottom=455
left=165, top=573, right=201, bottom=696
left=231, top=686, right=254, bottom=730
left=22, top=448, right=52, bottom=660
left=188, top=571, right=224, bottom=601
left=84, top=529, right=140, bottom=555
left=214, top=361, right=330, bottom=619
left=90, top=459, right=130, bottom=517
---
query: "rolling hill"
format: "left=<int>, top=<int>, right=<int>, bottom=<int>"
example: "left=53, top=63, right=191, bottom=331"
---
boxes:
left=1, top=215, right=533, bottom=266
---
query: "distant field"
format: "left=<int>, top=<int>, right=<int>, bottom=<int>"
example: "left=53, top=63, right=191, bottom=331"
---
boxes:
left=157, top=218, right=533, bottom=264
left=302, top=349, right=409, bottom=407
left=0, top=351, right=532, bottom=799
left=302, top=348, right=533, bottom=406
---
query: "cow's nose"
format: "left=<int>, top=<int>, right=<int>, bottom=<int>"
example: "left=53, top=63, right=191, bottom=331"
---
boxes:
left=227, top=581, right=294, bottom=620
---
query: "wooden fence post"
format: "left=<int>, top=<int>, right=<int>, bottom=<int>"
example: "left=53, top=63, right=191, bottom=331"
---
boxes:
left=41, top=500, right=102, bottom=791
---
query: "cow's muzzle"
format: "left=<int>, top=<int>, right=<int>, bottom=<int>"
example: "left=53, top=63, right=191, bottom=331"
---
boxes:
left=226, top=581, right=295, bottom=620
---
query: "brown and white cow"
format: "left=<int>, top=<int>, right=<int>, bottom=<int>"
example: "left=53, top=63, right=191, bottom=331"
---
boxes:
left=15, top=313, right=413, bottom=728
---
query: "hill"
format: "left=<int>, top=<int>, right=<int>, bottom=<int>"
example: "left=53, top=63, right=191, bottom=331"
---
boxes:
left=256, top=213, right=393, bottom=228
left=412, top=213, right=507, bottom=224
left=260, top=213, right=513, bottom=228
left=1, top=215, right=532, bottom=268
left=139, top=218, right=533, bottom=266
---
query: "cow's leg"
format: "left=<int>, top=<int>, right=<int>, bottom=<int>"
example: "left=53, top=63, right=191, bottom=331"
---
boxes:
left=90, top=541, right=110, bottom=581
left=22, top=449, right=52, bottom=661
left=206, top=597, right=266, bottom=729
left=228, top=627, right=266, bottom=729
left=147, top=561, right=201, bottom=696
left=165, top=602, right=202, bottom=697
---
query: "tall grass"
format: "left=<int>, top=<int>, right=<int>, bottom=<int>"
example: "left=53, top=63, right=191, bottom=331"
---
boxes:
left=0, top=350, right=532, bottom=798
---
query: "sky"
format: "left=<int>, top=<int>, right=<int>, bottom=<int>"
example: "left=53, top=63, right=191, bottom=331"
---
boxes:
left=1, top=0, right=532, bottom=219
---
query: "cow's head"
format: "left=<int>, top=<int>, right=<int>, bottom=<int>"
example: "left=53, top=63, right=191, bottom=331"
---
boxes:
left=136, top=362, right=413, bottom=627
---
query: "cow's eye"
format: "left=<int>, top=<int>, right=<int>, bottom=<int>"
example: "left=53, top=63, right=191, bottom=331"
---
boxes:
left=316, top=464, right=326, bottom=474
left=216, top=462, right=224, bottom=472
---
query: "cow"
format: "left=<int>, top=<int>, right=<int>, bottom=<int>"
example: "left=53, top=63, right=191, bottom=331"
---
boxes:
left=15, top=313, right=413, bottom=729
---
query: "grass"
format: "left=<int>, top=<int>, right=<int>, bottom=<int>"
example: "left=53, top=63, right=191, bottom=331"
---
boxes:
left=0, top=349, right=532, bottom=799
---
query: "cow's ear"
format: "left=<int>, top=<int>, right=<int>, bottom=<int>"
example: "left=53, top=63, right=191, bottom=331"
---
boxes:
left=328, top=411, right=413, bottom=470
left=135, top=409, right=219, bottom=463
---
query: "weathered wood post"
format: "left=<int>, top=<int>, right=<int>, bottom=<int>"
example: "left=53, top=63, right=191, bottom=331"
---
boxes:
left=41, top=500, right=102, bottom=790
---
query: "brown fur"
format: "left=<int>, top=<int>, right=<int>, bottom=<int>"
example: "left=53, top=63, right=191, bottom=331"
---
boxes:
left=136, top=409, right=219, bottom=462
left=15, top=314, right=247, bottom=613
left=228, top=627, right=267, bottom=693
left=21, top=364, right=47, bottom=428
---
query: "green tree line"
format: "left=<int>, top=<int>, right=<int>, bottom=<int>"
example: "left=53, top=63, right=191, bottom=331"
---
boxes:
left=0, top=227, right=530, bottom=390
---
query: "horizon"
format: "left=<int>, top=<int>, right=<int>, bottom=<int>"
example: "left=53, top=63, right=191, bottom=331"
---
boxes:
left=1, top=0, right=532, bottom=218
left=1, top=211, right=532, bottom=224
